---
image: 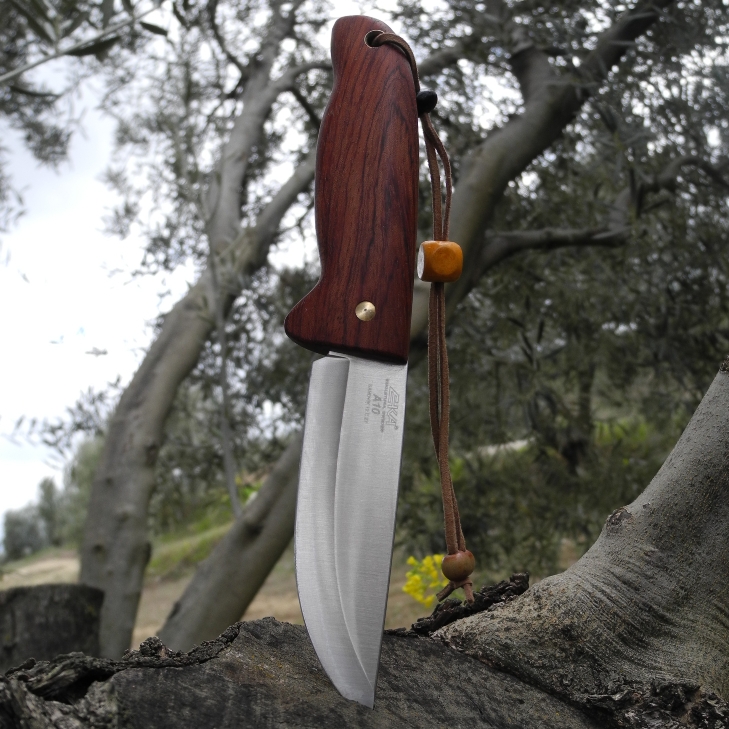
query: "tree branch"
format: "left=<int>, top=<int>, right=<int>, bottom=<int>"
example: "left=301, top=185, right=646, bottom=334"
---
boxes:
left=479, top=226, right=624, bottom=269
left=410, top=0, right=676, bottom=333
left=440, top=366, right=729, bottom=710
left=417, top=41, right=467, bottom=78
left=80, top=153, right=315, bottom=657
left=158, top=433, right=303, bottom=651
left=0, top=10, right=154, bottom=86
left=288, top=86, right=321, bottom=129
left=474, top=153, right=728, bottom=284
left=206, top=0, right=248, bottom=75
left=204, top=6, right=301, bottom=249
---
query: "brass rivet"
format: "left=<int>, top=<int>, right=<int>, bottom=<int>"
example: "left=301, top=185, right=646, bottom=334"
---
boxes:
left=355, top=301, right=376, bottom=321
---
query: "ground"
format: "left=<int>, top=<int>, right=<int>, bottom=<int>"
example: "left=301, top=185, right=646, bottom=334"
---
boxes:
left=0, top=529, right=433, bottom=650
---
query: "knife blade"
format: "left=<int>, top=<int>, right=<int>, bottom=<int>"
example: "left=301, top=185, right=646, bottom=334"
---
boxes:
left=284, top=15, right=419, bottom=708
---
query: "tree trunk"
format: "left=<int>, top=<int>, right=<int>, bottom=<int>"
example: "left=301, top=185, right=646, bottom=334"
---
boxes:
left=7, top=366, right=729, bottom=726
left=0, top=622, right=605, bottom=728
left=80, top=156, right=315, bottom=660
left=439, top=364, right=729, bottom=709
left=0, top=585, right=103, bottom=673
left=158, top=433, right=302, bottom=650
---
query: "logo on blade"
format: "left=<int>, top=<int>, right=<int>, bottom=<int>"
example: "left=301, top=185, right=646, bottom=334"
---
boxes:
left=363, top=380, right=401, bottom=431
left=381, top=380, right=400, bottom=432
left=385, top=385, right=400, bottom=428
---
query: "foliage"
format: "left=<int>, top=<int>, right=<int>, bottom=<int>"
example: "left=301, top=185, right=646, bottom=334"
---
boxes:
left=399, top=420, right=682, bottom=577
left=59, top=436, right=103, bottom=546
left=146, top=521, right=231, bottom=581
left=2, top=477, right=68, bottom=559
left=37, top=477, right=63, bottom=546
left=2, top=503, right=46, bottom=560
left=0, top=0, right=165, bottom=228
left=402, top=554, right=448, bottom=608
left=1, top=438, right=103, bottom=560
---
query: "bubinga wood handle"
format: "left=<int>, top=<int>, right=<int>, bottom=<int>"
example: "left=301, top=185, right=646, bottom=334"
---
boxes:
left=284, top=15, right=419, bottom=364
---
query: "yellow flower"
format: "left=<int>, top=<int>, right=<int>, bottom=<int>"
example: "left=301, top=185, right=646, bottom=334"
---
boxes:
left=402, top=554, right=449, bottom=608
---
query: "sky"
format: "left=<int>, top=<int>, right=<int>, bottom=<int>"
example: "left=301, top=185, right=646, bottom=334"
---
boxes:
left=0, top=83, right=194, bottom=527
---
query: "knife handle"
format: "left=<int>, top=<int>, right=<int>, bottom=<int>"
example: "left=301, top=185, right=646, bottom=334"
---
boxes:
left=284, top=16, right=419, bottom=364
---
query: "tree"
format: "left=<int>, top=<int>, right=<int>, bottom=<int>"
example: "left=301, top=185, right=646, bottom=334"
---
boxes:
left=159, top=0, right=729, bottom=652
left=37, top=478, right=62, bottom=547
left=0, top=0, right=167, bottom=228
left=2, top=359, right=729, bottom=726
left=2, top=478, right=62, bottom=560
left=2, top=505, right=45, bottom=561
left=10, top=0, right=725, bottom=658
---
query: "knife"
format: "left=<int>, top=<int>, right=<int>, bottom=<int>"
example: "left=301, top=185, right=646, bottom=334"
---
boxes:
left=284, top=15, right=419, bottom=708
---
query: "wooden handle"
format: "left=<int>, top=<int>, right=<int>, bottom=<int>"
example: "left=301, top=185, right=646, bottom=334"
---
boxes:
left=284, top=16, right=419, bottom=364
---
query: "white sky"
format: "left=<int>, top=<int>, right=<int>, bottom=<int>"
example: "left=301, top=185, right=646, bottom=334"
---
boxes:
left=0, top=85, right=194, bottom=526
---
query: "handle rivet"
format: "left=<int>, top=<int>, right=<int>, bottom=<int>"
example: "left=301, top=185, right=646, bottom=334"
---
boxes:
left=355, top=301, right=376, bottom=321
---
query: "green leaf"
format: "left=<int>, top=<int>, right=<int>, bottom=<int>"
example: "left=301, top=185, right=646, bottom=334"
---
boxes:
left=65, top=34, right=120, bottom=56
left=140, top=20, right=167, bottom=36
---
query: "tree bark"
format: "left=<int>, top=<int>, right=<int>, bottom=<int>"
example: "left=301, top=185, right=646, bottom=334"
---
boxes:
left=439, top=364, right=729, bottom=714
left=2, top=617, right=726, bottom=728
left=0, top=585, right=103, bottom=673
left=0, top=622, right=604, bottom=728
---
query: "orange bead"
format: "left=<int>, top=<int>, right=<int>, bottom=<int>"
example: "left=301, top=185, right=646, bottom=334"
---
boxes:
left=441, top=550, right=475, bottom=582
left=417, top=241, right=463, bottom=283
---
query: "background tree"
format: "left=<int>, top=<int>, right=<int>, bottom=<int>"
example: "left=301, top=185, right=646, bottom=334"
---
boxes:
left=2, top=504, right=45, bottom=560
left=8, top=0, right=728, bottom=657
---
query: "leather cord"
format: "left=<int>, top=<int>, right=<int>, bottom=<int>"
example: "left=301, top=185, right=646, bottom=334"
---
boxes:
left=371, top=31, right=474, bottom=604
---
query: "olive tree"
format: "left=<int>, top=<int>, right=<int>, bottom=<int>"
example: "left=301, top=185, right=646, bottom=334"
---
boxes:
left=11, top=0, right=728, bottom=671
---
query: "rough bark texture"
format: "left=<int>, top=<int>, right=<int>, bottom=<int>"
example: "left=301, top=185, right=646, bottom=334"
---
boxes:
left=394, top=572, right=530, bottom=637
left=0, top=620, right=603, bottom=728
left=0, top=585, right=103, bottom=672
left=3, top=620, right=727, bottom=728
left=438, top=368, right=729, bottom=724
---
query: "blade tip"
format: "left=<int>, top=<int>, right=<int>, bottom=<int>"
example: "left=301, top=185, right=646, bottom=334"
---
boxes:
left=331, top=678, right=375, bottom=708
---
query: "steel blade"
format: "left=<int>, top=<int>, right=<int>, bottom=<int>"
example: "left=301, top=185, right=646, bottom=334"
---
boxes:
left=333, top=354, right=408, bottom=707
left=294, top=355, right=370, bottom=702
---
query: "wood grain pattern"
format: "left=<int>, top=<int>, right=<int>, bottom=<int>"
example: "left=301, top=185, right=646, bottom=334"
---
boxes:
left=284, top=16, right=419, bottom=364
